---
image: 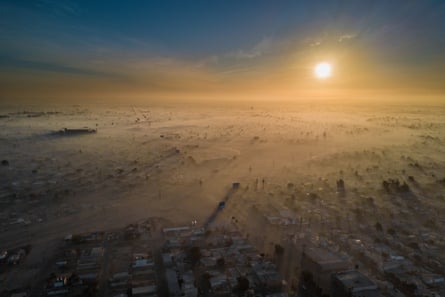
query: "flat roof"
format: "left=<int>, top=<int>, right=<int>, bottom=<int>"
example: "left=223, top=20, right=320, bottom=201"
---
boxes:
left=10, top=293, right=27, bottom=297
left=304, top=247, right=346, bottom=265
left=132, top=285, right=157, bottom=295
left=163, top=226, right=190, bottom=232
left=334, top=270, right=377, bottom=292
left=166, top=268, right=181, bottom=294
left=133, top=259, right=154, bottom=268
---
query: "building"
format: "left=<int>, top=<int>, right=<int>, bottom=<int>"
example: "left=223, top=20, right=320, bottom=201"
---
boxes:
left=301, top=247, right=350, bottom=296
left=58, top=128, right=97, bottom=135
left=166, top=268, right=181, bottom=297
left=331, top=270, right=381, bottom=297
left=132, top=285, right=157, bottom=297
left=422, top=273, right=445, bottom=287
left=245, top=205, right=298, bottom=254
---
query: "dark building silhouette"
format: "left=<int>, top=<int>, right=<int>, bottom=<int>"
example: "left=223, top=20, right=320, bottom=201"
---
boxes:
left=301, top=247, right=350, bottom=296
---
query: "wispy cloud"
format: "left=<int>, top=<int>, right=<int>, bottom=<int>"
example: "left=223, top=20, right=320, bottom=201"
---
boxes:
left=0, top=55, right=120, bottom=78
left=338, top=33, right=357, bottom=43
left=310, top=40, right=322, bottom=47
left=230, top=37, right=273, bottom=59
left=35, top=0, right=80, bottom=16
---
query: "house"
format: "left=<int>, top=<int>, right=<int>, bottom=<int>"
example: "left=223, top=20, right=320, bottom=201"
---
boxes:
left=422, top=274, right=445, bottom=286
left=132, top=258, right=154, bottom=271
left=331, top=270, right=381, bottom=297
left=58, top=128, right=97, bottom=135
left=132, top=285, right=157, bottom=297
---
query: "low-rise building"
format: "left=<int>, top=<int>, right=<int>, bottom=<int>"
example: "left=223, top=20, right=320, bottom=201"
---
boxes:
left=301, top=246, right=350, bottom=296
left=131, top=285, right=157, bottom=297
left=166, top=268, right=181, bottom=297
left=332, top=270, right=381, bottom=297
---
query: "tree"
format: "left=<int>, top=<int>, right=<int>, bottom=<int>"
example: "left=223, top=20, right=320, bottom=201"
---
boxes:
left=198, top=272, right=212, bottom=296
left=399, top=182, right=410, bottom=193
left=375, top=222, right=383, bottom=232
left=382, top=180, right=390, bottom=192
left=274, top=244, right=285, bottom=256
left=237, top=276, right=250, bottom=292
left=190, top=246, right=201, bottom=266
left=336, top=179, right=345, bottom=191
left=408, top=242, right=419, bottom=250
left=387, top=228, right=396, bottom=236
left=301, top=270, right=313, bottom=284
left=217, top=257, right=225, bottom=268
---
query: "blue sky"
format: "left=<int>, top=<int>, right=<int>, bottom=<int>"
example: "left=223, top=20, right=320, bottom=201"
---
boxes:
left=1, top=0, right=445, bottom=102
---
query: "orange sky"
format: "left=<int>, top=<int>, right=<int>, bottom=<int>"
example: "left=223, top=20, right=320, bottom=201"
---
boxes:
left=2, top=45, right=444, bottom=104
left=1, top=1, right=445, bottom=104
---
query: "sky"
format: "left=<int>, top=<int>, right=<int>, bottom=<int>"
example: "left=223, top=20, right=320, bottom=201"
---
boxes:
left=1, top=0, right=445, bottom=103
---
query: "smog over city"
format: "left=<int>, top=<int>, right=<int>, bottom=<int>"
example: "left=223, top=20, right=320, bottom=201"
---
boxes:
left=1, top=1, right=445, bottom=297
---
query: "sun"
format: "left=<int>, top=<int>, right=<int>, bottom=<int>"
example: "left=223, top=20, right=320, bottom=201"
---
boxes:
left=314, top=62, right=332, bottom=79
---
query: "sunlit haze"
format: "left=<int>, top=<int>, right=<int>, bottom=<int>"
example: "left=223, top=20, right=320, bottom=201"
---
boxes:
left=1, top=2, right=445, bottom=296
left=314, top=62, right=332, bottom=79
left=1, top=1, right=445, bottom=103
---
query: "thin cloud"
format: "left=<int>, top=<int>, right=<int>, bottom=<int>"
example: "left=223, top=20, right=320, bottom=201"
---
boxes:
left=229, top=37, right=274, bottom=60
left=0, top=55, right=120, bottom=78
left=36, top=0, right=80, bottom=16
left=338, top=33, right=357, bottom=43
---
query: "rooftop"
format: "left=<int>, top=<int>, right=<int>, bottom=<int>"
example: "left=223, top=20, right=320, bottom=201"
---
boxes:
left=304, top=247, right=347, bottom=266
left=132, top=285, right=157, bottom=295
left=334, top=270, right=378, bottom=293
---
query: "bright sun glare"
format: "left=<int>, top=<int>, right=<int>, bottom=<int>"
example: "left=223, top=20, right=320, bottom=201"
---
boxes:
left=314, top=62, right=332, bottom=79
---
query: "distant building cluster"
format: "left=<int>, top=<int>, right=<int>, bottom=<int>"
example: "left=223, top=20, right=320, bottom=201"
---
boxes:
left=161, top=225, right=285, bottom=297
left=1, top=208, right=444, bottom=297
